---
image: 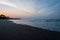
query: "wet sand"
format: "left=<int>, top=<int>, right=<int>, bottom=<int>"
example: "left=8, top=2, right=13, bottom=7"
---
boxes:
left=0, top=20, right=60, bottom=40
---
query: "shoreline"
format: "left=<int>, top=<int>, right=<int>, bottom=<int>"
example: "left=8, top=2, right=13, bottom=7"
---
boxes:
left=10, top=19, right=60, bottom=32
left=0, top=20, right=60, bottom=40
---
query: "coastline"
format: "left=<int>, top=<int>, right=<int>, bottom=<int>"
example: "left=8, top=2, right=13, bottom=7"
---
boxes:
left=0, top=20, right=60, bottom=40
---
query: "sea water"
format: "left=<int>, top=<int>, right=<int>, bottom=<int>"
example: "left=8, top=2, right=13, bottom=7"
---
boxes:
left=9, top=19, right=60, bottom=32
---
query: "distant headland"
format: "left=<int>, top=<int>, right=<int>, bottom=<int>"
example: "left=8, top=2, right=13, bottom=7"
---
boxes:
left=0, top=14, right=21, bottom=20
left=0, top=14, right=10, bottom=19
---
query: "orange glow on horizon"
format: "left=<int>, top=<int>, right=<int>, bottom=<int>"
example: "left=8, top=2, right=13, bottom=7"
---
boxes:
left=0, top=9, right=33, bottom=18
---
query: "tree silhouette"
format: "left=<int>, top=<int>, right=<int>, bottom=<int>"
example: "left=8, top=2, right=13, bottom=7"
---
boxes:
left=0, top=14, right=9, bottom=19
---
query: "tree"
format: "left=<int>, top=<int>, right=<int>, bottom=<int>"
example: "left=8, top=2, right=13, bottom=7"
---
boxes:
left=0, top=14, right=9, bottom=19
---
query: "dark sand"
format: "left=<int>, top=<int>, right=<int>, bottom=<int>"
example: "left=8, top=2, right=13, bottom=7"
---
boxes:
left=0, top=20, right=60, bottom=40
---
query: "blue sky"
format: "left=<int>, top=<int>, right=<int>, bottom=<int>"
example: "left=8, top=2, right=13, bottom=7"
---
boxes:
left=0, top=0, right=60, bottom=18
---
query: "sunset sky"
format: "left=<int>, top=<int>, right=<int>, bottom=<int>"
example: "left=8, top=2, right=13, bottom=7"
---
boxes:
left=0, top=0, right=60, bottom=18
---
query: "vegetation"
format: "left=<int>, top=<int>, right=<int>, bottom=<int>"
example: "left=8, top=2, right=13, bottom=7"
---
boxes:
left=0, top=14, right=21, bottom=20
left=0, top=14, right=10, bottom=19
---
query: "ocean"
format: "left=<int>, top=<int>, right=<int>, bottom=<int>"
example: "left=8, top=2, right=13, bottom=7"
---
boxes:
left=9, top=19, right=60, bottom=32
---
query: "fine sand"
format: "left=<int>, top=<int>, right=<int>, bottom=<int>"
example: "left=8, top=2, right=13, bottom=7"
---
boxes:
left=0, top=20, right=60, bottom=40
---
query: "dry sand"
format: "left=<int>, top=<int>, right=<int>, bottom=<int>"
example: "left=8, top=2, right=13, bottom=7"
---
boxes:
left=0, top=20, right=60, bottom=40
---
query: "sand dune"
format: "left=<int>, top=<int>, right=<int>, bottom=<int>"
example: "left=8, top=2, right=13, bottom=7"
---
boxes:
left=0, top=20, right=60, bottom=40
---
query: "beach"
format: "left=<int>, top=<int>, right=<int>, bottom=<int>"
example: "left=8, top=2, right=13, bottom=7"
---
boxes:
left=0, top=20, right=60, bottom=40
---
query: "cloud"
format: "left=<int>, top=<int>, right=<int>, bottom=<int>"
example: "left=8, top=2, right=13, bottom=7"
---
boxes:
left=0, top=1, right=18, bottom=8
left=0, top=0, right=35, bottom=14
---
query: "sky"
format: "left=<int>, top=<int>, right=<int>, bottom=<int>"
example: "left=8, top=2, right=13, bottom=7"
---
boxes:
left=0, top=0, right=60, bottom=18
